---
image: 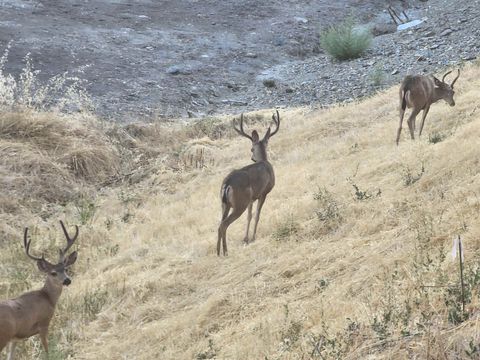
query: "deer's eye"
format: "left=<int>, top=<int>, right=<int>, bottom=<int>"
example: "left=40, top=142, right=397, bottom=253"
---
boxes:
left=50, top=271, right=57, bottom=276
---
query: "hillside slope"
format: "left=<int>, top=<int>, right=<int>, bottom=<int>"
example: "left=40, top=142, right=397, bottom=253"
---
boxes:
left=2, top=63, right=480, bottom=359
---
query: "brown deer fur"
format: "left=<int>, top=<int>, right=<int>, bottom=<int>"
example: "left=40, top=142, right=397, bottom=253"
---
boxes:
left=217, top=111, right=280, bottom=256
left=0, top=221, right=78, bottom=359
left=396, top=69, right=460, bottom=145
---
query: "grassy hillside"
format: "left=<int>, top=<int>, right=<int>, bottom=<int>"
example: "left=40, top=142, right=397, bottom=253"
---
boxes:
left=1, top=63, right=480, bottom=359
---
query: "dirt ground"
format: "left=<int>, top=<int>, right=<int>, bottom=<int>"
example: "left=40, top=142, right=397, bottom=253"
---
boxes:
left=0, top=0, right=405, bottom=121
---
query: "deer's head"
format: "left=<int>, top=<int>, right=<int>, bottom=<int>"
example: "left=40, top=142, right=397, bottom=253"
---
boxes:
left=24, top=221, right=78, bottom=287
left=433, top=69, right=460, bottom=107
left=233, top=111, right=280, bottom=162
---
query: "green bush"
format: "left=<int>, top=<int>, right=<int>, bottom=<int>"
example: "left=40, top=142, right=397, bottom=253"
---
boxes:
left=320, top=18, right=372, bottom=60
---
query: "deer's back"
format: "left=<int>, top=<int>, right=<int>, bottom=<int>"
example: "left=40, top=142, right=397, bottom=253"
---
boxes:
left=401, top=75, right=435, bottom=108
left=223, top=161, right=274, bottom=201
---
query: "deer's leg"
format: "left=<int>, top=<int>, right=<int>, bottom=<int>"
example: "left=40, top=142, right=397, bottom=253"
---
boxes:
left=407, top=108, right=420, bottom=140
left=396, top=106, right=407, bottom=145
left=6, top=342, right=16, bottom=360
left=251, top=195, right=267, bottom=242
left=418, top=105, right=431, bottom=137
left=218, top=207, right=247, bottom=256
left=39, top=328, right=49, bottom=355
left=217, top=203, right=231, bottom=256
left=243, top=202, right=253, bottom=244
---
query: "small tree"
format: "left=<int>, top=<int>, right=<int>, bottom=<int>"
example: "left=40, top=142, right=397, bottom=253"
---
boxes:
left=320, top=17, right=372, bottom=60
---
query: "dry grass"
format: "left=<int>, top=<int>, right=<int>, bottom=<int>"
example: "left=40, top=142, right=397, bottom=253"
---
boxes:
left=2, top=63, right=480, bottom=359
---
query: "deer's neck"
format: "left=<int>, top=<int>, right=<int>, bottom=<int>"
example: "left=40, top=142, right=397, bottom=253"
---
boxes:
left=432, top=88, right=446, bottom=103
left=257, top=147, right=268, bottom=162
left=41, top=276, right=63, bottom=306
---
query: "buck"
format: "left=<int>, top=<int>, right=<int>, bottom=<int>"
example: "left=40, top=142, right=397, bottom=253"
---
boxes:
left=0, top=221, right=78, bottom=359
left=217, top=111, right=280, bottom=256
left=396, top=69, right=460, bottom=145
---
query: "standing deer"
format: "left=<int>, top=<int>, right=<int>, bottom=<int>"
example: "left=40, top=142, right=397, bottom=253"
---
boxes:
left=0, top=221, right=78, bottom=359
left=396, top=69, right=460, bottom=145
left=217, top=111, right=280, bottom=256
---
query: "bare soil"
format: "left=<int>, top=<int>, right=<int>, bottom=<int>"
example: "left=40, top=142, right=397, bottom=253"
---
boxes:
left=0, top=0, right=407, bottom=121
left=1, top=0, right=478, bottom=121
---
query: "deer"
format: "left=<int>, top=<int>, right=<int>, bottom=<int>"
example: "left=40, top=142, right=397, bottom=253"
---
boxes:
left=396, top=69, right=460, bottom=145
left=217, top=111, right=280, bottom=256
left=0, top=221, right=79, bottom=359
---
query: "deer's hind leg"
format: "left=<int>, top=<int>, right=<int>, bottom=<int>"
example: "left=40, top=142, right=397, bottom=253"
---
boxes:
left=251, top=195, right=268, bottom=243
left=6, top=341, right=16, bottom=360
left=219, top=206, right=248, bottom=256
left=407, top=108, right=421, bottom=140
left=217, top=203, right=231, bottom=256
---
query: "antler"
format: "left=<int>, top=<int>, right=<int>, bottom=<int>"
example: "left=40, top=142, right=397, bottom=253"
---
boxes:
left=58, top=221, right=78, bottom=261
left=450, top=69, right=460, bottom=88
left=441, top=70, right=453, bottom=83
left=23, top=227, right=45, bottom=262
left=269, top=110, right=280, bottom=138
left=232, top=114, right=253, bottom=141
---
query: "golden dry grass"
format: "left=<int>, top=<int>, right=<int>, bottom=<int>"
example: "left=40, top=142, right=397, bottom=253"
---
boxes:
left=2, top=63, right=480, bottom=359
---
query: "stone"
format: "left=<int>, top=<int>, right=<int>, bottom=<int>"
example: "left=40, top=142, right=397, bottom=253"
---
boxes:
left=263, top=79, right=276, bottom=88
left=372, top=23, right=397, bottom=36
left=441, top=29, right=453, bottom=36
left=166, top=65, right=191, bottom=75
left=294, top=17, right=308, bottom=24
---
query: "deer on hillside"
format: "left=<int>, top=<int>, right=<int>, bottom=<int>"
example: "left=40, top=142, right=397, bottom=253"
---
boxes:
left=396, top=69, right=460, bottom=145
left=217, top=111, right=280, bottom=256
left=0, top=221, right=79, bottom=359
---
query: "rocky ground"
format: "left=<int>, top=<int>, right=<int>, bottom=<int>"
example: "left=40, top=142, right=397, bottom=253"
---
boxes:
left=0, top=0, right=478, bottom=121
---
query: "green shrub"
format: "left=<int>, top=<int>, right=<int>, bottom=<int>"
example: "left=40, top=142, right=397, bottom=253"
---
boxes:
left=370, top=64, right=385, bottom=86
left=274, top=216, right=299, bottom=241
left=320, top=17, right=372, bottom=60
left=428, top=131, right=445, bottom=144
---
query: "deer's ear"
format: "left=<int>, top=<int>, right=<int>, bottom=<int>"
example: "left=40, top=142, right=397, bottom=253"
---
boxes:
left=64, top=251, right=78, bottom=267
left=433, top=77, right=442, bottom=87
left=251, top=130, right=260, bottom=143
left=37, top=259, right=53, bottom=273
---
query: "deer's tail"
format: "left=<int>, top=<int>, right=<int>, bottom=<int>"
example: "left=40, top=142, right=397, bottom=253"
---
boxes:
left=400, top=76, right=414, bottom=111
left=221, top=183, right=231, bottom=204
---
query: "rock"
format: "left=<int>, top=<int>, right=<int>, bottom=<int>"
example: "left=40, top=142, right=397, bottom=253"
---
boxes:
left=166, top=65, right=192, bottom=75
left=294, top=17, right=308, bottom=24
left=372, top=23, right=397, bottom=36
left=245, top=52, right=257, bottom=58
left=397, top=19, right=424, bottom=31
left=441, top=29, right=453, bottom=36
left=391, top=69, right=399, bottom=75
left=462, top=55, right=477, bottom=61
left=285, top=87, right=294, bottom=93
left=263, top=79, right=276, bottom=88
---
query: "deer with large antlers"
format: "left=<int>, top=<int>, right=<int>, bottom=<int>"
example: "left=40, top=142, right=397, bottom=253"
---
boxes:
left=0, top=221, right=78, bottom=359
left=396, top=69, right=460, bottom=145
left=217, top=111, right=280, bottom=256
